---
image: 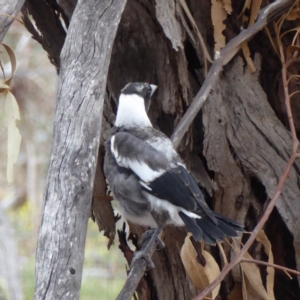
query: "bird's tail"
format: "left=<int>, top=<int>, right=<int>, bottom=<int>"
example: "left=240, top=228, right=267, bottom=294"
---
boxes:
left=179, top=211, right=243, bottom=245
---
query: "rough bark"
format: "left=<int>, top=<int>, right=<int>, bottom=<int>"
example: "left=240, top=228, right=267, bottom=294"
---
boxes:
left=21, top=0, right=300, bottom=299
left=33, top=0, right=127, bottom=299
left=0, top=0, right=25, bottom=41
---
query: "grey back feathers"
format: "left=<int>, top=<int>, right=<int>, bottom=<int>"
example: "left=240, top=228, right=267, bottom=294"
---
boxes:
left=104, top=82, right=243, bottom=245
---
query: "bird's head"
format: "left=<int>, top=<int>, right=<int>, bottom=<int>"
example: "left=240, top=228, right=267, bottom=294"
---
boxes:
left=121, top=82, right=157, bottom=111
left=115, top=82, right=157, bottom=128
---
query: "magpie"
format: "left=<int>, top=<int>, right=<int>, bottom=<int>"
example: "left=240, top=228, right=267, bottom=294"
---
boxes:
left=104, top=82, right=243, bottom=267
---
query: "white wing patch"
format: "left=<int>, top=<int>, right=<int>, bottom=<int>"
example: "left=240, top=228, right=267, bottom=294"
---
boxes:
left=111, top=135, right=165, bottom=182
left=145, top=194, right=201, bottom=226
left=139, top=181, right=152, bottom=191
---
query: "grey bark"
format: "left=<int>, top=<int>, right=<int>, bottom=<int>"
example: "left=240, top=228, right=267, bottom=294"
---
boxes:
left=33, top=0, right=127, bottom=299
left=171, top=0, right=295, bottom=149
left=0, top=0, right=25, bottom=41
left=203, top=56, right=300, bottom=272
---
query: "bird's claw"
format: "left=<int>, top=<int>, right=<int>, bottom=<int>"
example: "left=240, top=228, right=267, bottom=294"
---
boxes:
left=131, top=250, right=155, bottom=269
left=140, top=228, right=165, bottom=250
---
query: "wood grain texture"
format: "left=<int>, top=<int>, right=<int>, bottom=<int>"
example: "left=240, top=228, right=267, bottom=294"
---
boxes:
left=203, top=56, right=300, bottom=271
left=33, top=0, right=127, bottom=299
left=0, top=0, right=25, bottom=41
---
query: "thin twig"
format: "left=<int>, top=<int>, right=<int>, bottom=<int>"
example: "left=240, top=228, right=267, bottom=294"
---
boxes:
left=194, top=5, right=298, bottom=299
left=0, top=13, right=23, bottom=24
left=171, top=0, right=294, bottom=149
left=194, top=153, right=298, bottom=299
left=241, top=258, right=300, bottom=277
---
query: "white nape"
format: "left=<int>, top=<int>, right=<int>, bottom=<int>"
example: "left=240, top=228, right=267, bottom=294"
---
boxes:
left=115, top=94, right=153, bottom=127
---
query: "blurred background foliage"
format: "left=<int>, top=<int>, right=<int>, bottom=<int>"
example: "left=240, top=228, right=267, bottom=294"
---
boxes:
left=0, top=19, right=126, bottom=300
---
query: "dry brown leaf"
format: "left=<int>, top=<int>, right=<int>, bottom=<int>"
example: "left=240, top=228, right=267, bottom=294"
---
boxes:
left=241, top=252, right=269, bottom=299
left=222, top=0, right=232, bottom=14
left=241, top=0, right=251, bottom=23
left=241, top=42, right=256, bottom=73
left=217, top=242, right=228, bottom=266
left=249, top=0, right=262, bottom=26
left=181, top=234, right=220, bottom=299
left=211, top=0, right=227, bottom=52
left=256, top=230, right=275, bottom=300
left=242, top=270, right=265, bottom=300
left=286, top=8, right=300, bottom=20
left=287, top=45, right=300, bottom=60
left=0, top=43, right=21, bottom=184
left=227, top=283, right=243, bottom=300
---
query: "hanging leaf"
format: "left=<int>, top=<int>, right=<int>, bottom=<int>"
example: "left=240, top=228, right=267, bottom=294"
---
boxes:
left=249, top=0, right=262, bottom=26
left=241, top=251, right=269, bottom=299
left=222, top=0, right=232, bottom=15
left=181, top=234, right=220, bottom=299
left=5, top=91, right=21, bottom=184
left=0, top=43, right=21, bottom=184
left=242, top=268, right=265, bottom=300
left=227, top=283, right=243, bottom=300
left=286, top=45, right=300, bottom=60
left=241, top=0, right=251, bottom=24
left=211, top=0, right=227, bottom=52
left=242, top=42, right=256, bottom=73
left=286, top=8, right=300, bottom=21
left=256, top=230, right=275, bottom=299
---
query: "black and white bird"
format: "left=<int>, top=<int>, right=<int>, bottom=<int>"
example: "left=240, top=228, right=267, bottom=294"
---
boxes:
left=104, top=82, right=243, bottom=266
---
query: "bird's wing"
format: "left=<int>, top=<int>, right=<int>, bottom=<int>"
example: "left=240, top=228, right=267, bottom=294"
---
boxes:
left=111, top=131, right=217, bottom=221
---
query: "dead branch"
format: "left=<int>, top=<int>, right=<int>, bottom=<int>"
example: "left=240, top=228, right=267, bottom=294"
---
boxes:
left=116, top=235, right=159, bottom=300
left=171, top=0, right=294, bottom=149
left=241, top=258, right=300, bottom=277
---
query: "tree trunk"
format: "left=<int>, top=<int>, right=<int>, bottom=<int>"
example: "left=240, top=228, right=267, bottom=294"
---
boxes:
left=31, top=1, right=127, bottom=299
left=20, top=0, right=300, bottom=299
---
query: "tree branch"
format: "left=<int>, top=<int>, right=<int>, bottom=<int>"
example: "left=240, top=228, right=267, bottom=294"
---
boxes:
left=241, top=258, right=300, bottom=277
left=171, top=0, right=294, bottom=149
left=116, top=229, right=162, bottom=300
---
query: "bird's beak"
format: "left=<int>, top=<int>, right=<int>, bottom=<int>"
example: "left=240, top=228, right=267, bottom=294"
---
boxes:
left=150, top=84, right=158, bottom=97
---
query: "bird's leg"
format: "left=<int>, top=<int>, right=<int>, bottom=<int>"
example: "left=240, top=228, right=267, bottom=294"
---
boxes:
left=131, top=225, right=164, bottom=269
left=139, top=228, right=165, bottom=250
